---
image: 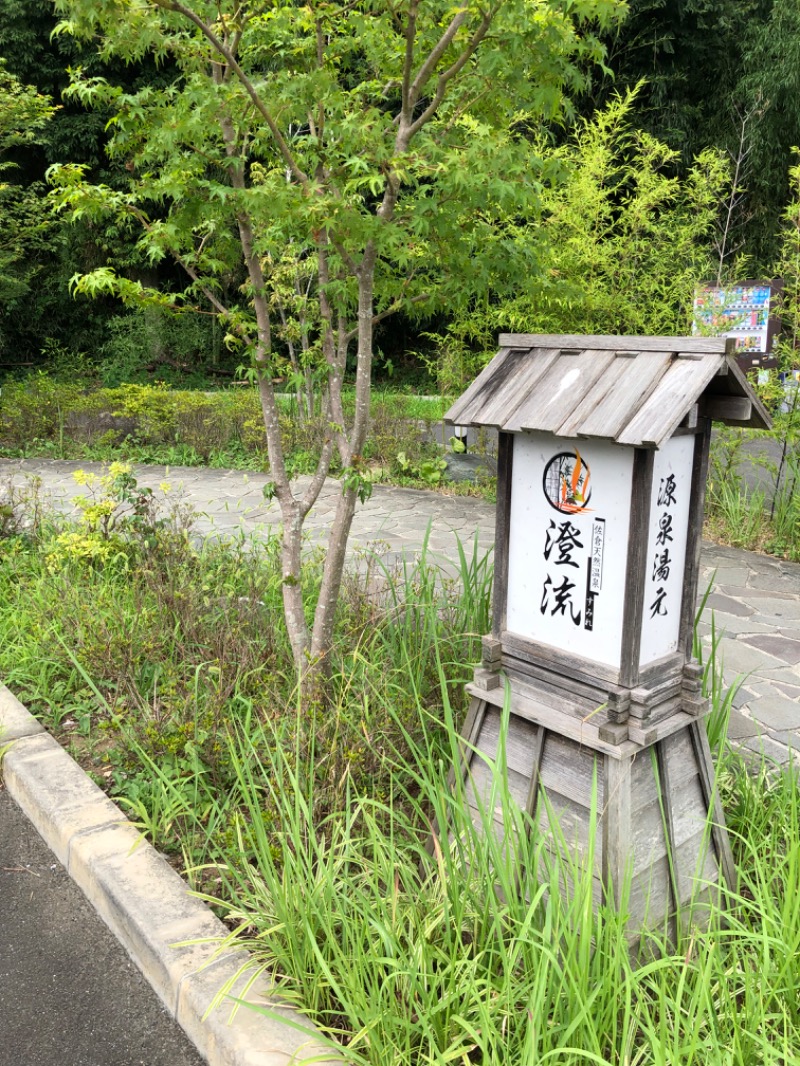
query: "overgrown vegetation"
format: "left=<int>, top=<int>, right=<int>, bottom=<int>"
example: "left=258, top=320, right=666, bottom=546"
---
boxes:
left=0, top=378, right=468, bottom=490
left=705, top=159, right=800, bottom=559
left=430, top=90, right=730, bottom=382
left=0, top=470, right=490, bottom=836
left=1, top=474, right=799, bottom=1064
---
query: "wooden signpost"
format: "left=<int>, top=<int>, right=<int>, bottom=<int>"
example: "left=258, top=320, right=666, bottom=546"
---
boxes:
left=444, top=334, right=771, bottom=940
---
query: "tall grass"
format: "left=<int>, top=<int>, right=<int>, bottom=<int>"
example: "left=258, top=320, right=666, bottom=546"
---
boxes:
left=188, top=568, right=800, bottom=1065
left=202, top=661, right=800, bottom=1065
left=2, top=483, right=799, bottom=1064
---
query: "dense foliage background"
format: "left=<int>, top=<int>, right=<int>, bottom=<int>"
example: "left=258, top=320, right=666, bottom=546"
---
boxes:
left=1, top=0, right=798, bottom=387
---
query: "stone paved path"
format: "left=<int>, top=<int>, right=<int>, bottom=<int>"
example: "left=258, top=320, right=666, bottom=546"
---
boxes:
left=2, top=458, right=798, bottom=767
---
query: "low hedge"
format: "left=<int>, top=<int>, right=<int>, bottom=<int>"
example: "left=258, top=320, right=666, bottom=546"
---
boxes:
left=0, top=378, right=266, bottom=459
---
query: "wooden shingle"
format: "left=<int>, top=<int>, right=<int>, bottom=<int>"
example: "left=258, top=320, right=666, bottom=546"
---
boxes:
left=445, top=334, right=771, bottom=446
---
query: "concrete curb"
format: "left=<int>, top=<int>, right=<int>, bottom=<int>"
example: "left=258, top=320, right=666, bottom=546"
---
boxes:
left=0, top=683, right=338, bottom=1066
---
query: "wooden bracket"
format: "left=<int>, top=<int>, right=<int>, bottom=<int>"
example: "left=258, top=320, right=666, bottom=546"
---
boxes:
left=606, top=691, right=631, bottom=724
left=472, top=667, right=501, bottom=691
left=679, top=404, right=699, bottom=429
left=481, top=636, right=502, bottom=669
left=704, top=396, right=753, bottom=422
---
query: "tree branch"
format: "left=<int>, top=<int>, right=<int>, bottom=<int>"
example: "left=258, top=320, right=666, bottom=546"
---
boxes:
left=152, top=0, right=309, bottom=187
left=343, top=291, right=428, bottom=344
left=126, top=203, right=237, bottom=324
left=408, top=4, right=499, bottom=137
left=401, top=0, right=420, bottom=126
left=409, top=4, right=469, bottom=108
left=300, top=431, right=334, bottom=518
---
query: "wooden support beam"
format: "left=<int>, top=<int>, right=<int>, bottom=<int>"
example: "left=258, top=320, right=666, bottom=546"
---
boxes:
left=704, top=396, right=753, bottom=422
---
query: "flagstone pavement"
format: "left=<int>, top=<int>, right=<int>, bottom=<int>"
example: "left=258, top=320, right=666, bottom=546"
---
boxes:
left=2, top=458, right=799, bottom=768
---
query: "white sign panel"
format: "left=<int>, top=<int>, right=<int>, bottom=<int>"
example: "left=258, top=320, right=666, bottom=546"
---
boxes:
left=506, top=434, right=634, bottom=669
left=639, top=435, right=694, bottom=666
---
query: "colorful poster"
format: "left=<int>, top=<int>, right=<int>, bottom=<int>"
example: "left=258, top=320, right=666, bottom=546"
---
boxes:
left=693, top=282, right=773, bottom=353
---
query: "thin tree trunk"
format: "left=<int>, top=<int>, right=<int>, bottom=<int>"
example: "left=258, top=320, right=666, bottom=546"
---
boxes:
left=306, top=265, right=376, bottom=694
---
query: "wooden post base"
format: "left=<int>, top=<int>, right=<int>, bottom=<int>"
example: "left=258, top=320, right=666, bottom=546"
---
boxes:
left=455, top=679, right=735, bottom=944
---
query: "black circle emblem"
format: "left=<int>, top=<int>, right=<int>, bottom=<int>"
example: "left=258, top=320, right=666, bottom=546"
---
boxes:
left=542, top=450, right=592, bottom=514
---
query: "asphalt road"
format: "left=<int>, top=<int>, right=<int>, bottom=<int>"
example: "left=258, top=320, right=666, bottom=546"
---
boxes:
left=0, top=786, right=205, bottom=1066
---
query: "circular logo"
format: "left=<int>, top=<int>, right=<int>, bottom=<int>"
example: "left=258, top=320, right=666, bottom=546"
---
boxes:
left=542, top=449, right=592, bottom=514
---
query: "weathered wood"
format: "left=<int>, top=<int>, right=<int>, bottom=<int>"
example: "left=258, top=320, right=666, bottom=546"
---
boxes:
left=598, top=720, right=630, bottom=744
left=444, top=347, right=512, bottom=426
left=505, top=348, right=617, bottom=434
left=537, top=791, right=604, bottom=877
left=620, top=448, right=654, bottom=687
left=603, top=756, right=632, bottom=907
left=443, top=696, right=487, bottom=845
left=654, top=741, right=679, bottom=942
left=481, top=636, right=503, bottom=666
left=633, top=771, right=708, bottom=865
left=472, top=667, right=501, bottom=691
left=704, top=396, right=753, bottom=422
left=630, top=670, right=684, bottom=709
left=492, top=433, right=513, bottom=637
left=447, top=347, right=561, bottom=428
left=679, top=422, right=711, bottom=659
left=448, top=696, right=488, bottom=792
left=498, top=334, right=728, bottom=354
left=605, top=691, right=631, bottom=724
left=630, top=797, right=669, bottom=873
left=630, top=691, right=684, bottom=728
left=627, top=711, right=696, bottom=749
left=473, top=708, right=541, bottom=776
left=629, top=854, right=673, bottom=928
left=524, top=725, right=546, bottom=821
left=679, top=404, right=699, bottom=429
left=617, top=355, right=722, bottom=447
left=501, top=631, right=621, bottom=688
left=500, top=651, right=611, bottom=714
left=674, top=826, right=719, bottom=906
left=557, top=351, right=673, bottom=441
left=663, top=728, right=701, bottom=787
left=460, top=697, right=487, bottom=758
left=637, top=653, right=685, bottom=688
left=464, top=758, right=531, bottom=813
left=537, top=857, right=606, bottom=911
left=503, top=659, right=611, bottom=716
left=722, top=355, right=772, bottom=430
left=630, top=746, right=656, bottom=796
left=466, top=681, right=638, bottom=759
left=539, top=732, right=605, bottom=809
left=689, top=722, right=737, bottom=890
left=450, top=336, right=766, bottom=437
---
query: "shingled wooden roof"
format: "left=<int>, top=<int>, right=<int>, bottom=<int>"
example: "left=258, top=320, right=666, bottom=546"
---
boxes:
left=445, top=334, right=771, bottom=448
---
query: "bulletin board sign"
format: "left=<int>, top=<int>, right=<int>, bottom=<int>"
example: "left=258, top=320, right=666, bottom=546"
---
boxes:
left=693, top=279, right=782, bottom=373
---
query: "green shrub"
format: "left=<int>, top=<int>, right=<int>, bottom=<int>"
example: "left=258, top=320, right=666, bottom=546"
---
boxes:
left=0, top=377, right=484, bottom=493
left=99, top=309, right=226, bottom=388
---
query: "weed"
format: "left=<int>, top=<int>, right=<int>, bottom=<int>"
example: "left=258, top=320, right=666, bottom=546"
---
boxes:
left=2, top=488, right=799, bottom=1064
